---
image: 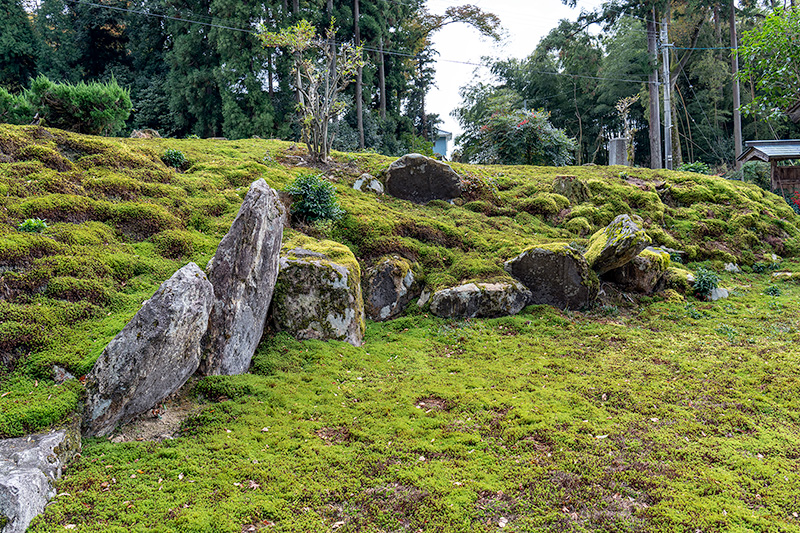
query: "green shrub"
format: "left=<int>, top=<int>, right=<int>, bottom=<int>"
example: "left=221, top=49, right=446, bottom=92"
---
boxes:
left=677, top=161, right=711, bottom=174
left=17, top=218, right=47, bottom=233
left=727, top=161, right=770, bottom=191
left=764, top=285, right=782, bottom=296
left=284, top=172, right=344, bottom=222
left=693, top=267, right=719, bottom=298
left=162, top=148, right=186, bottom=169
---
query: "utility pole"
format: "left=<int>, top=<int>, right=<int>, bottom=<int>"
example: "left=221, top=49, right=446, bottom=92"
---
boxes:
left=354, top=0, right=365, bottom=149
left=730, top=0, right=743, bottom=169
left=661, top=15, right=673, bottom=170
left=647, top=10, right=662, bottom=169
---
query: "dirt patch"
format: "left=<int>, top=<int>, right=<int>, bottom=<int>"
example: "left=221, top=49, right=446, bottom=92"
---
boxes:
left=415, top=396, right=451, bottom=412
left=316, top=426, right=352, bottom=445
left=109, top=380, right=203, bottom=443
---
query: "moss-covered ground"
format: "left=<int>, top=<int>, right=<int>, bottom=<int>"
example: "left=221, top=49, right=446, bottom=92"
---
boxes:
left=2, top=125, right=800, bottom=531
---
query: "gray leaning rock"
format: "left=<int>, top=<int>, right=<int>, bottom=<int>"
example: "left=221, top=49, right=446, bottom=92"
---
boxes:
left=83, top=262, right=214, bottom=437
left=362, top=256, right=421, bottom=321
left=0, top=422, right=81, bottom=533
left=384, top=153, right=462, bottom=204
left=270, top=244, right=365, bottom=346
left=504, top=243, right=598, bottom=310
left=200, top=179, right=285, bottom=376
left=584, top=214, right=651, bottom=275
left=605, top=247, right=671, bottom=294
left=429, top=280, right=531, bottom=319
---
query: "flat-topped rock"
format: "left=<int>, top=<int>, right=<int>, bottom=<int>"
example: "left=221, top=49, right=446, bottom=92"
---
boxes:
left=429, top=280, right=531, bottom=318
left=504, top=243, right=598, bottom=310
left=384, top=153, right=462, bottom=204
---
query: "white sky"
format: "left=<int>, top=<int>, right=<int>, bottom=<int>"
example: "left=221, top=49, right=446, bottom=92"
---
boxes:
left=426, top=0, right=606, bottom=147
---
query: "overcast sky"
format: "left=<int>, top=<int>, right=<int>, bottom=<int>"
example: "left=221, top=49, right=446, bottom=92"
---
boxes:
left=425, top=0, right=606, bottom=149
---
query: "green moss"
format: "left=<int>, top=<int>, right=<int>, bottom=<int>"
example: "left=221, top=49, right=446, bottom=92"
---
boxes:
left=584, top=215, right=651, bottom=268
left=150, top=229, right=196, bottom=259
left=662, top=266, right=694, bottom=292
left=16, top=144, right=73, bottom=172
left=639, top=247, right=671, bottom=270
left=564, top=216, right=592, bottom=236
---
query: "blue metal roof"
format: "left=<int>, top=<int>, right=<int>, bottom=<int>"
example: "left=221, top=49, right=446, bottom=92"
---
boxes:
left=737, top=140, right=800, bottom=162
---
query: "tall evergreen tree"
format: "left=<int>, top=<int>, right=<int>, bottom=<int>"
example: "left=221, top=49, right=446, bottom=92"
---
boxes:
left=0, top=0, right=40, bottom=91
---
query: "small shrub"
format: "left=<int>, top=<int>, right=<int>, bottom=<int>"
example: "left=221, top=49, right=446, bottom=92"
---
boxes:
left=17, top=218, right=47, bottom=233
left=284, top=172, right=344, bottom=223
left=692, top=267, right=719, bottom=298
left=162, top=149, right=186, bottom=169
left=676, top=161, right=711, bottom=174
left=764, top=285, right=781, bottom=297
left=186, top=134, right=200, bottom=139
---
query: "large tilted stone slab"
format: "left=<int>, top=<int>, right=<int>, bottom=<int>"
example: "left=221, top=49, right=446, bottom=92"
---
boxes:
left=83, top=263, right=213, bottom=436
left=0, top=423, right=81, bottom=533
left=605, top=247, right=671, bottom=294
left=384, top=153, right=462, bottom=204
left=504, top=244, right=598, bottom=310
left=200, top=179, right=285, bottom=376
left=584, top=214, right=651, bottom=275
left=363, top=256, right=421, bottom=321
left=552, top=175, right=589, bottom=204
left=271, top=246, right=365, bottom=346
left=429, top=281, right=532, bottom=319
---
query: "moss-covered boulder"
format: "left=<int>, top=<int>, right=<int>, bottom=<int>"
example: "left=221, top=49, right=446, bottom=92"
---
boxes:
left=585, top=214, right=651, bottom=275
left=657, top=266, right=695, bottom=293
left=270, top=235, right=365, bottom=346
left=552, top=175, right=589, bottom=204
left=504, top=243, right=598, bottom=310
left=362, top=255, right=421, bottom=321
left=0, top=419, right=81, bottom=533
left=384, top=153, right=462, bottom=204
left=429, top=280, right=531, bottom=319
left=605, top=246, right=671, bottom=294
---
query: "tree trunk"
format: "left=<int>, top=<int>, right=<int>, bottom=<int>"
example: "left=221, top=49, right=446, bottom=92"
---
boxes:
left=293, top=0, right=299, bottom=14
left=379, top=37, right=386, bottom=119
left=354, top=0, right=364, bottom=149
left=267, top=51, right=274, bottom=101
left=647, top=12, right=663, bottom=169
left=730, top=0, right=743, bottom=169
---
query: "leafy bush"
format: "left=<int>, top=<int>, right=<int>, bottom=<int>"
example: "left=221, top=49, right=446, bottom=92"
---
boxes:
left=162, top=148, right=187, bottom=169
left=764, top=285, right=782, bottom=296
left=284, top=173, right=344, bottom=222
left=677, top=161, right=711, bottom=174
left=17, top=218, right=47, bottom=233
left=693, top=267, right=719, bottom=298
left=726, top=161, right=770, bottom=191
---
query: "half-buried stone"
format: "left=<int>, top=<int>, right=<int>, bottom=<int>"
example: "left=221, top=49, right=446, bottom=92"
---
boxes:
left=270, top=233, right=365, bottom=346
left=504, top=243, right=598, bottom=310
left=584, top=214, right=651, bottom=275
left=83, top=262, right=214, bottom=437
left=429, top=280, right=531, bottom=319
left=605, top=246, right=671, bottom=294
left=362, top=255, right=422, bottom=321
left=200, top=178, right=285, bottom=376
left=384, top=153, right=462, bottom=204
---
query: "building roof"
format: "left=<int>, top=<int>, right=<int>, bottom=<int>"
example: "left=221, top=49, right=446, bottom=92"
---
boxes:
left=787, top=99, right=800, bottom=124
left=435, top=128, right=453, bottom=141
left=737, top=140, right=800, bottom=163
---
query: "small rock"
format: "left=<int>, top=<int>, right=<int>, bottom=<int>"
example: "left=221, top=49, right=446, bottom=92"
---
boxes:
left=429, top=281, right=531, bottom=319
left=585, top=214, right=651, bottom=275
left=417, top=289, right=432, bottom=308
left=710, top=288, right=729, bottom=301
left=724, top=263, right=741, bottom=273
left=52, top=366, right=74, bottom=385
left=384, top=153, right=462, bottom=204
left=504, top=243, right=598, bottom=310
left=352, top=173, right=384, bottom=194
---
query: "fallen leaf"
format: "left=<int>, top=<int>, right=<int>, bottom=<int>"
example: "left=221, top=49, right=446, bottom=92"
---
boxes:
left=1, top=392, right=10, bottom=398
left=595, top=434, right=608, bottom=439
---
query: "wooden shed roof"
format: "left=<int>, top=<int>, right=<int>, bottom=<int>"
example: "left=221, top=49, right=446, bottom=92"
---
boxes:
left=737, top=140, right=800, bottom=163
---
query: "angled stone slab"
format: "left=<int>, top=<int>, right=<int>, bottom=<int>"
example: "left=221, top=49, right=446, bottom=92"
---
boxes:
left=200, top=179, right=285, bottom=375
left=585, top=214, right=651, bottom=275
left=84, top=263, right=213, bottom=436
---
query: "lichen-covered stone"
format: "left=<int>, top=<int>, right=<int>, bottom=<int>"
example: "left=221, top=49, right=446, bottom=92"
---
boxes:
left=200, top=179, right=285, bottom=376
left=0, top=420, right=81, bottom=533
left=363, top=256, right=421, bottom=321
left=552, top=175, right=589, bottom=204
left=429, top=280, right=531, bottom=319
left=605, top=247, right=671, bottom=294
left=504, top=243, right=598, bottom=310
left=584, top=214, right=651, bottom=275
left=84, top=263, right=214, bottom=436
left=710, top=288, right=729, bottom=301
left=353, top=173, right=384, bottom=194
left=384, top=153, right=462, bottom=204
left=656, top=266, right=695, bottom=293
left=270, top=241, right=365, bottom=346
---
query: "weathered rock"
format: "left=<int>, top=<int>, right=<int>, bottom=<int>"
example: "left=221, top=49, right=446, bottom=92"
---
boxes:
left=0, top=422, right=81, bottom=533
left=429, top=280, right=531, bottom=319
left=200, top=179, right=285, bottom=376
left=130, top=128, right=161, bottom=139
left=363, top=256, right=421, bottom=321
left=605, top=247, right=671, bottom=294
left=83, top=263, right=213, bottom=436
left=384, top=153, right=462, bottom=204
left=552, top=175, right=589, bottom=204
left=656, top=266, right=695, bottom=293
left=271, top=243, right=365, bottom=346
left=710, top=288, right=729, bottom=301
left=724, top=262, right=741, bottom=273
left=584, top=214, right=651, bottom=275
left=504, top=244, right=598, bottom=310
left=353, top=173, right=384, bottom=194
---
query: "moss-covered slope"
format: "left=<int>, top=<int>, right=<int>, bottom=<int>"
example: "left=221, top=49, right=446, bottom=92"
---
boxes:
left=0, top=124, right=798, bottom=437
